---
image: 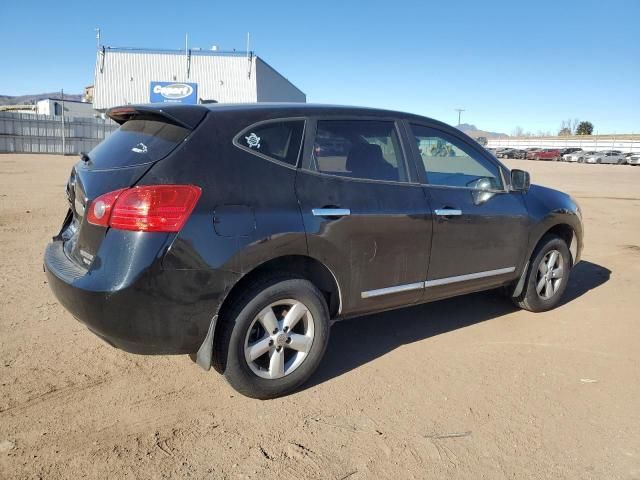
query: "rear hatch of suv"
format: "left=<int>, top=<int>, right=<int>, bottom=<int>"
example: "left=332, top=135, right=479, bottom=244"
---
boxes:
left=60, top=105, right=207, bottom=270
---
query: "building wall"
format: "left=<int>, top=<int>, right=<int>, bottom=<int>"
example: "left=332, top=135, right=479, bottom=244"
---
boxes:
left=36, top=99, right=95, bottom=118
left=256, top=58, right=306, bottom=103
left=93, top=50, right=259, bottom=110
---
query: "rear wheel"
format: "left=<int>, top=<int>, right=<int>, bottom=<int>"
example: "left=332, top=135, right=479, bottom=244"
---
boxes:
left=215, top=276, right=330, bottom=399
left=513, top=235, right=571, bottom=312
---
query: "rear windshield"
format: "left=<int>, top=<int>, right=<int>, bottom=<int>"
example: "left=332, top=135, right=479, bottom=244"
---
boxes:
left=87, top=119, right=190, bottom=169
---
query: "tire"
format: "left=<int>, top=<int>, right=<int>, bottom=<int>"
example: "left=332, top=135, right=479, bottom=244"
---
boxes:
left=215, top=276, right=330, bottom=399
left=512, top=234, right=571, bottom=312
left=596, top=158, right=602, bottom=164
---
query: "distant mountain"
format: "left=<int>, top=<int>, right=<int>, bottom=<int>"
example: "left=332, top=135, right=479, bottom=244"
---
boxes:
left=456, top=123, right=508, bottom=139
left=0, top=92, right=83, bottom=106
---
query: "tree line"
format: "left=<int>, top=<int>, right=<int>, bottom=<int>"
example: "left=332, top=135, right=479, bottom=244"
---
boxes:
left=511, top=120, right=594, bottom=137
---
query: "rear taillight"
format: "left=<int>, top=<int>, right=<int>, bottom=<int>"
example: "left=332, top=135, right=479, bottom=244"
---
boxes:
left=86, top=188, right=126, bottom=227
left=87, top=185, right=201, bottom=232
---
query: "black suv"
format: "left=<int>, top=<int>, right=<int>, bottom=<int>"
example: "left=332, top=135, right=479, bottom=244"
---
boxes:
left=45, top=104, right=583, bottom=399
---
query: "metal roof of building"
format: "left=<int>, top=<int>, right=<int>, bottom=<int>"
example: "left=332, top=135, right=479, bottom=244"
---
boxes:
left=93, top=46, right=305, bottom=110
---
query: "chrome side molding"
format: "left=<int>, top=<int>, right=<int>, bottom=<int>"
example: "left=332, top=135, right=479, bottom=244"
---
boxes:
left=425, top=267, right=516, bottom=287
left=361, top=267, right=516, bottom=298
left=312, top=208, right=351, bottom=217
left=434, top=209, right=462, bottom=216
left=361, top=282, right=424, bottom=299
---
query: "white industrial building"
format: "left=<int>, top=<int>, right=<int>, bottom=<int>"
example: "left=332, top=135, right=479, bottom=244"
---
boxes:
left=34, top=98, right=95, bottom=118
left=93, top=47, right=306, bottom=111
left=0, top=98, right=95, bottom=117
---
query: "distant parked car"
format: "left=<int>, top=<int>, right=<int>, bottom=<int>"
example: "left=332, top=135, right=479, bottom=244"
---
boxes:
left=627, top=153, right=640, bottom=166
left=562, top=150, right=583, bottom=161
left=527, top=149, right=561, bottom=161
left=559, top=148, right=582, bottom=160
left=565, top=150, right=596, bottom=163
left=497, top=148, right=526, bottom=159
left=584, top=151, right=627, bottom=164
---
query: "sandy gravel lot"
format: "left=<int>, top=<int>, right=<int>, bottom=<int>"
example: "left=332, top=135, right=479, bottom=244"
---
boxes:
left=1, top=154, right=639, bottom=479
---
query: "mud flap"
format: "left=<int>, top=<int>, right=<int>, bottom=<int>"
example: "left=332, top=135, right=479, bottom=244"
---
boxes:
left=194, top=315, right=218, bottom=371
left=511, top=262, right=529, bottom=298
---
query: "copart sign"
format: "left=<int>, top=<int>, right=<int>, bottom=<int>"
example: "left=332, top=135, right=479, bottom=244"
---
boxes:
left=149, top=81, right=198, bottom=104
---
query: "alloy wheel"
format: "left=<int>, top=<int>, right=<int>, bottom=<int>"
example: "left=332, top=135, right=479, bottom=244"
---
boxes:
left=244, top=299, right=315, bottom=379
left=536, top=249, right=564, bottom=300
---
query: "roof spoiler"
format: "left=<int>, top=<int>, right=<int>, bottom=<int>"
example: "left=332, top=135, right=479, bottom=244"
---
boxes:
left=107, top=104, right=208, bottom=130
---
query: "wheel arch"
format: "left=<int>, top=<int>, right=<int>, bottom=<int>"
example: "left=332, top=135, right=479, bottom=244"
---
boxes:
left=531, top=222, right=578, bottom=266
left=216, top=254, right=342, bottom=322
left=512, top=221, right=578, bottom=299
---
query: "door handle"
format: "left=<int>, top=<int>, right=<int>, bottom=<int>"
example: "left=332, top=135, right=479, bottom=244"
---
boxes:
left=312, top=208, right=351, bottom=217
left=434, top=208, right=462, bottom=217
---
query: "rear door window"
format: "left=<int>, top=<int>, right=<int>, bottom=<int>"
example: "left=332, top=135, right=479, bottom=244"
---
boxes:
left=88, top=119, right=190, bottom=169
left=310, top=120, right=407, bottom=182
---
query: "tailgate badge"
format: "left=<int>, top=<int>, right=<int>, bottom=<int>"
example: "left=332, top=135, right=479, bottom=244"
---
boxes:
left=131, top=143, right=148, bottom=154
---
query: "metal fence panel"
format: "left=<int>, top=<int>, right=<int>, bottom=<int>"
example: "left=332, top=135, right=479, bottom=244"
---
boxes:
left=0, top=112, right=118, bottom=155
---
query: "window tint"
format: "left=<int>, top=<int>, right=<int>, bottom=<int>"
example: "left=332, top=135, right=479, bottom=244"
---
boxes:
left=311, top=120, right=407, bottom=182
left=88, top=119, right=190, bottom=169
left=238, top=120, right=304, bottom=166
left=410, top=124, right=503, bottom=190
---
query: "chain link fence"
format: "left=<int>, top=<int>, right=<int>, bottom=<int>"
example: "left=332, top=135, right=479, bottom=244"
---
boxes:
left=0, top=112, right=118, bottom=155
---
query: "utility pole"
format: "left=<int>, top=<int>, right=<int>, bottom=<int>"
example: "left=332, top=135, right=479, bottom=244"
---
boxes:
left=60, top=89, right=66, bottom=155
left=455, top=108, right=465, bottom=126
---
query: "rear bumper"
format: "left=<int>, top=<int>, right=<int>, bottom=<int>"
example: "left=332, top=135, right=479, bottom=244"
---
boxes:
left=44, top=239, right=238, bottom=355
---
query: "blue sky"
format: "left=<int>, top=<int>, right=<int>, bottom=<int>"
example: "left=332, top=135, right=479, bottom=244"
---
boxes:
left=1, top=0, right=638, bottom=134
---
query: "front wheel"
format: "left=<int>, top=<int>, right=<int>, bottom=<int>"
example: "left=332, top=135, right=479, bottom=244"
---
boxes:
left=513, top=234, right=571, bottom=312
left=215, top=277, right=330, bottom=399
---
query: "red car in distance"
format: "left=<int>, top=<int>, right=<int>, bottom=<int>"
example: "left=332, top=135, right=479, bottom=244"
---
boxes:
left=527, top=148, right=562, bottom=161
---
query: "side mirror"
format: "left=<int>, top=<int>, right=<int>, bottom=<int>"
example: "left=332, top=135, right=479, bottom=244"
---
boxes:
left=511, top=169, right=530, bottom=192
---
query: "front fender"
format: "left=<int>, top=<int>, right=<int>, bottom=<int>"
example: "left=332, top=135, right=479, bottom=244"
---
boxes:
left=523, top=184, right=584, bottom=265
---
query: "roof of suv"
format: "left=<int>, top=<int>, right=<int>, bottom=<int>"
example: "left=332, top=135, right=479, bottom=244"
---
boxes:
left=202, top=102, right=420, bottom=118
left=107, top=102, right=444, bottom=129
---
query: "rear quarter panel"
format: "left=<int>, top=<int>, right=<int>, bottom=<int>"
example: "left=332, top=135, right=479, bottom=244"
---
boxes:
left=144, top=111, right=309, bottom=276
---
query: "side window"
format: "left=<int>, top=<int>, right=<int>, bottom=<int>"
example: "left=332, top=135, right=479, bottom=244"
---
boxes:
left=311, top=120, right=407, bottom=182
left=410, top=124, right=503, bottom=190
left=237, top=120, right=304, bottom=166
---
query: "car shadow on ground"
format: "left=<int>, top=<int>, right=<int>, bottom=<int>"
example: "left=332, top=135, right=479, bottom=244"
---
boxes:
left=304, top=260, right=610, bottom=389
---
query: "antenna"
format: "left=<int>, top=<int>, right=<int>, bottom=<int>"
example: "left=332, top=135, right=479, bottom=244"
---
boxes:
left=185, top=33, right=190, bottom=79
left=95, top=28, right=101, bottom=49
left=246, top=32, right=252, bottom=79
left=455, top=108, right=465, bottom=126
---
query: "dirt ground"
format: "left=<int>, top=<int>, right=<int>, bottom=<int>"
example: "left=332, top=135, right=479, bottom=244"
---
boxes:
left=1, top=153, right=639, bottom=479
